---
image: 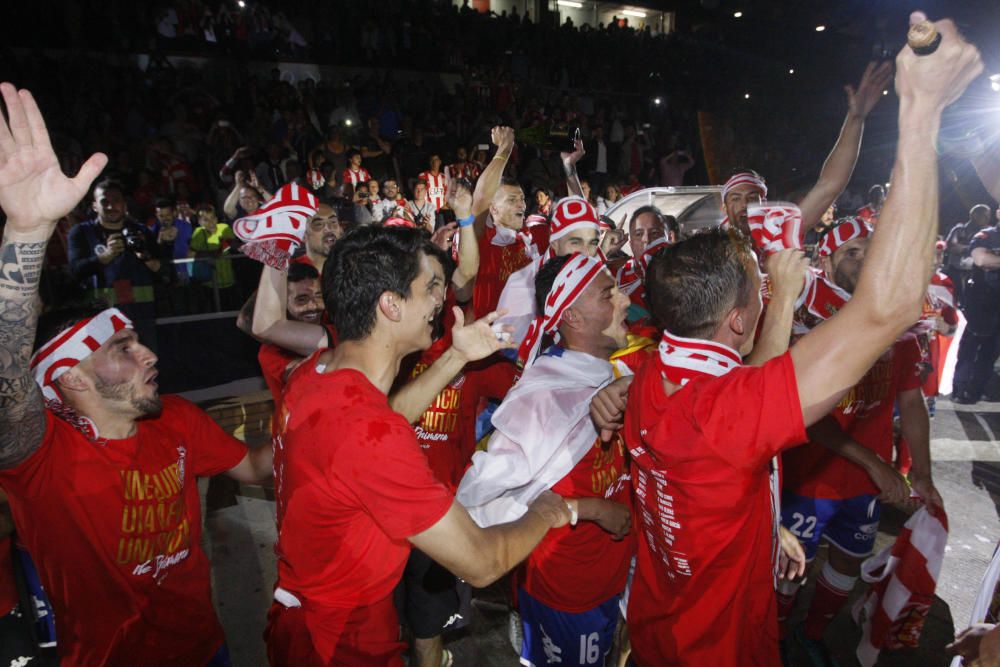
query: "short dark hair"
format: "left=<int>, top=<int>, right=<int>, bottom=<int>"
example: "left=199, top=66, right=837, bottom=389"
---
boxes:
left=646, top=227, right=756, bottom=339
left=322, top=226, right=449, bottom=342
left=630, top=205, right=679, bottom=237
left=92, top=179, right=125, bottom=200
left=154, top=197, right=176, bottom=209
left=288, top=261, right=320, bottom=285
left=34, top=302, right=111, bottom=353
left=534, top=254, right=573, bottom=314
left=347, top=148, right=362, bottom=160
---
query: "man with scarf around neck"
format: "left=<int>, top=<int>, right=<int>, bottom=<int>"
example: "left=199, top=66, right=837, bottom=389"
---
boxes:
left=458, top=252, right=638, bottom=667
left=588, top=18, right=982, bottom=664
left=0, top=84, right=276, bottom=666
left=778, top=217, right=941, bottom=663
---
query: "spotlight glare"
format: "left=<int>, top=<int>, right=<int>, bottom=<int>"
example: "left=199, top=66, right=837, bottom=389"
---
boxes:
left=788, top=68, right=795, bottom=74
left=622, top=9, right=647, bottom=18
left=990, top=74, right=1000, bottom=82
left=744, top=93, right=750, bottom=100
left=992, top=81, right=1000, bottom=93
left=733, top=11, right=743, bottom=18
left=237, top=0, right=245, bottom=7
left=653, top=97, right=662, bottom=105
left=815, top=25, right=826, bottom=32
left=882, top=89, right=888, bottom=96
left=556, top=0, right=583, bottom=8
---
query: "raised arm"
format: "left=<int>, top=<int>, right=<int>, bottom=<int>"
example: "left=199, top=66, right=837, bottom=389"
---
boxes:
left=473, top=126, right=515, bottom=238
left=561, top=137, right=585, bottom=198
left=791, top=15, right=983, bottom=426
left=448, top=181, right=479, bottom=302
left=744, top=249, right=808, bottom=366
left=0, top=83, right=107, bottom=468
left=797, top=61, right=894, bottom=231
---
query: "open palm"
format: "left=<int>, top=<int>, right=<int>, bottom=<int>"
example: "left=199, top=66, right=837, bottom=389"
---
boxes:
left=0, top=83, right=107, bottom=233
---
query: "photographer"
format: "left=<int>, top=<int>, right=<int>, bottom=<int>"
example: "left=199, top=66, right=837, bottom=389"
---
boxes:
left=68, top=179, right=170, bottom=347
left=405, top=179, right=436, bottom=232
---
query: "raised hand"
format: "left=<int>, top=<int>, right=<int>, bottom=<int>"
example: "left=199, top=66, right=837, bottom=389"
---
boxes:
left=561, top=136, right=586, bottom=167
left=447, top=181, right=473, bottom=219
left=895, top=12, right=983, bottom=112
left=0, top=83, right=107, bottom=234
left=491, top=126, right=515, bottom=153
left=764, top=249, right=809, bottom=302
left=846, top=61, right=894, bottom=119
left=430, top=222, right=458, bottom=252
left=449, top=306, right=516, bottom=363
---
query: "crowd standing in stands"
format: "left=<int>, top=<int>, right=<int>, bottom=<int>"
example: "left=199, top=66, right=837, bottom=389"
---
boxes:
left=1, top=4, right=1000, bottom=667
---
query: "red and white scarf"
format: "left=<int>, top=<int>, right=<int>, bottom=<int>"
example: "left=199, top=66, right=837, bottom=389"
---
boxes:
left=517, top=254, right=607, bottom=366
left=817, top=216, right=872, bottom=257
left=233, top=183, right=319, bottom=270
left=29, top=307, right=134, bottom=440
left=656, top=330, right=742, bottom=386
left=747, top=202, right=803, bottom=257
left=616, top=235, right=669, bottom=298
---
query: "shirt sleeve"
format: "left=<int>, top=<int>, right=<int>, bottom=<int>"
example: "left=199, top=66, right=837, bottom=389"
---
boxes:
left=689, top=352, right=808, bottom=470
left=171, top=397, right=249, bottom=478
left=332, top=410, right=453, bottom=541
left=0, top=411, right=60, bottom=500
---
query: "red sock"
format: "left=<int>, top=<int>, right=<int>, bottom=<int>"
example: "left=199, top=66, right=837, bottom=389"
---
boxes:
left=803, top=565, right=855, bottom=641
left=776, top=589, right=797, bottom=640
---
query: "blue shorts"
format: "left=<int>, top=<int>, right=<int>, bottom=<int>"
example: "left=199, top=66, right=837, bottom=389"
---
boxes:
left=781, top=492, right=881, bottom=560
left=518, top=588, right=620, bottom=667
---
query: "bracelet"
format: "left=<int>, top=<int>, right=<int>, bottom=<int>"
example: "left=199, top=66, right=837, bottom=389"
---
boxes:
left=457, top=214, right=476, bottom=228
left=565, top=500, right=578, bottom=527
left=492, top=153, right=511, bottom=161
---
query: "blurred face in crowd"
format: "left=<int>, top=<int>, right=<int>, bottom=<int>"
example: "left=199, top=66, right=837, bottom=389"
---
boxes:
left=93, top=186, right=127, bottom=228
left=155, top=205, right=176, bottom=226
left=286, top=278, right=324, bottom=324
left=971, top=205, right=991, bottom=227
left=350, top=153, right=363, bottom=168
left=490, top=184, right=527, bottom=230
left=820, top=205, right=836, bottom=228
left=429, top=155, right=442, bottom=172
left=723, top=184, right=763, bottom=236
left=456, top=147, right=468, bottom=162
left=552, top=228, right=600, bottom=258
left=580, top=181, right=592, bottom=201
left=630, top=211, right=668, bottom=259
left=305, top=204, right=344, bottom=258
left=823, top=237, right=869, bottom=295
left=67, top=329, right=161, bottom=418
left=605, top=185, right=619, bottom=202
left=414, top=182, right=427, bottom=201
left=368, top=180, right=380, bottom=198
left=561, top=270, right=629, bottom=358
left=383, top=180, right=399, bottom=200
left=239, top=187, right=262, bottom=214
left=198, top=209, right=218, bottom=233
left=535, top=190, right=551, bottom=209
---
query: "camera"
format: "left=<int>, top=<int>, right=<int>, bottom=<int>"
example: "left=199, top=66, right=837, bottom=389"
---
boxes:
left=121, top=227, right=149, bottom=259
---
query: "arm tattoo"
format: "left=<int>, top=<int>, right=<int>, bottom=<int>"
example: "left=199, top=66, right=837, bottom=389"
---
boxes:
left=0, top=239, right=49, bottom=469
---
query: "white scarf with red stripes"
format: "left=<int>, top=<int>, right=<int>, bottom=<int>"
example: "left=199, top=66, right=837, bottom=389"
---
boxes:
left=233, top=183, right=319, bottom=270
left=517, top=253, right=608, bottom=366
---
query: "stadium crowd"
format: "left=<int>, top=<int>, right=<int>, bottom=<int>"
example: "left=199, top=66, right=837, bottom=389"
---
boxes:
left=1, top=5, right=1000, bottom=667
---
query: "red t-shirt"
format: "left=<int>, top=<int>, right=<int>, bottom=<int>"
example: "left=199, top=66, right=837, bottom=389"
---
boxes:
left=472, top=224, right=549, bottom=319
left=273, top=356, right=454, bottom=663
left=782, top=340, right=923, bottom=500
left=341, top=166, right=371, bottom=188
left=624, top=352, right=807, bottom=666
left=0, top=397, right=246, bottom=666
left=523, top=432, right=634, bottom=612
left=0, top=536, right=16, bottom=614
left=407, top=354, right=516, bottom=491
left=418, top=171, right=448, bottom=211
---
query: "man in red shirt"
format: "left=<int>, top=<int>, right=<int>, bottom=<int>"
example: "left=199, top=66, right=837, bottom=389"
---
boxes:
left=459, top=253, right=636, bottom=667
left=588, top=25, right=982, bottom=664
left=472, top=128, right=550, bottom=319
left=266, top=223, right=575, bottom=665
left=778, top=218, right=942, bottom=661
left=0, top=84, right=275, bottom=665
left=419, top=155, right=448, bottom=213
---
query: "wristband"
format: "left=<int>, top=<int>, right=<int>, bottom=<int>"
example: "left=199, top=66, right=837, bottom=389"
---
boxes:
left=458, top=214, right=476, bottom=228
left=565, top=500, right=578, bottom=527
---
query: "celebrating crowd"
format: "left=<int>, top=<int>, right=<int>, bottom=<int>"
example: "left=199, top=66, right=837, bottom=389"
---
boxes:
left=2, top=8, right=1000, bottom=667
